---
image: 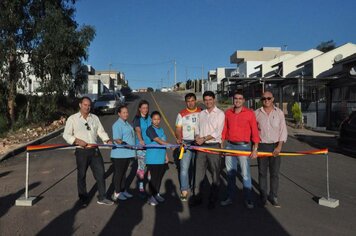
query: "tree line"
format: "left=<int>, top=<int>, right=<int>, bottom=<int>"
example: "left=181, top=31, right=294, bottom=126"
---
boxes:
left=0, top=0, right=95, bottom=131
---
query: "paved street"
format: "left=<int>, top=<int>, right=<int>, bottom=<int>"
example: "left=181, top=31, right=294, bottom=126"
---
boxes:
left=1, top=92, right=356, bottom=236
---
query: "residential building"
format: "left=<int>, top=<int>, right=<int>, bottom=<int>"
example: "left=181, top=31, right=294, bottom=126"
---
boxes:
left=297, top=43, right=356, bottom=78
left=230, top=47, right=303, bottom=78
left=271, top=49, right=323, bottom=77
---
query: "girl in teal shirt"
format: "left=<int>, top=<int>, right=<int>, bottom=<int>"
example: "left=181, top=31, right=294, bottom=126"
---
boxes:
left=145, top=111, right=170, bottom=206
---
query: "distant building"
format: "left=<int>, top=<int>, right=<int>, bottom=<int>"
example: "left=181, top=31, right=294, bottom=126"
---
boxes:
left=230, top=47, right=304, bottom=78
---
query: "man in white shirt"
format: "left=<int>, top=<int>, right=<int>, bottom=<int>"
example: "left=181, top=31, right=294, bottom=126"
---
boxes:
left=63, top=96, right=113, bottom=206
left=190, top=91, right=225, bottom=209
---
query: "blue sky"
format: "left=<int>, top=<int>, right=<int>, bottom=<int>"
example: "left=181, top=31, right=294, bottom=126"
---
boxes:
left=75, top=0, right=356, bottom=89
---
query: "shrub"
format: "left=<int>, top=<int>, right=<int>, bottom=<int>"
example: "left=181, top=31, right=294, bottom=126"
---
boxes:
left=292, top=102, right=303, bottom=124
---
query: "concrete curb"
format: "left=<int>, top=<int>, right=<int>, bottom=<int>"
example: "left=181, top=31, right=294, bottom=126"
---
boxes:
left=0, top=127, right=64, bottom=162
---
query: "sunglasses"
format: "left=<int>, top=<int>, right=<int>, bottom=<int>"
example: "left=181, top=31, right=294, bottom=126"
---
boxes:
left=261, top=97, right=273, bottom=101
left=85, top=123, right=91, bottom=131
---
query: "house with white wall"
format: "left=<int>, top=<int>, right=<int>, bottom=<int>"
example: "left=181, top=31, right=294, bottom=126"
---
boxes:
left=297, top=43, right=356, bottom=78
left=255, top=54, right=297, bottom=78
left=271, top=49, right=323, bottom=78
left=230, top=47, right=304, bottom=78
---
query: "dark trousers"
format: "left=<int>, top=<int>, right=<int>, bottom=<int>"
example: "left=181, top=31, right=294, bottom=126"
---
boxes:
left=257, top=143, right=281, bottom=200
left=75, top=148, right=106, bottom=201
left=194, top=143, right=221, bottom=202
left=147, top=164, right=166, bottom=196
left=111, top=158, right=133, bottom=193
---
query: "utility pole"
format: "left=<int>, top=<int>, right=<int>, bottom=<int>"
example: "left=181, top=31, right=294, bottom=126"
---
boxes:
left=201, top=65, right=204, bottom=94
left=167, top=70, right=170, bottom=87
left=174, top=59, right=177, bottom=89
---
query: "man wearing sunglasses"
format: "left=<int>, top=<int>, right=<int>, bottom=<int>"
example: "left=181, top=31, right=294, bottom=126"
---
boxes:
left=63, top=96, right=113, bottom=206
left=221, top=92, right=260, bottom=209
left=255, top=91, right=287, bottom=208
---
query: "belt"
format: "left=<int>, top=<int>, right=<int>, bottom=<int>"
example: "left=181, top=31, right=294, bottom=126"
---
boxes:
left=260, top=142, right=279, bottom=145
left=204, top=142, right=220, bottom=146
left=228, top=141, right=249, bottom=145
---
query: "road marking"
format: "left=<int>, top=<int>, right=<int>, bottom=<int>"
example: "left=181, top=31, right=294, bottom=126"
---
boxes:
left=150, top=92, right=176, bottom=138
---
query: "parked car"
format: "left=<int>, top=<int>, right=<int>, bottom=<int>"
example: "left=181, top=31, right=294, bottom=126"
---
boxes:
left=115, top=90, right=126, bottom=104
left=161, top=87, right=168, bottom=92
left=93, top=93, right=122, bottom=114
left=120, top=87, right=132, bottom=97
left=338, top=111, right=356, bottom=152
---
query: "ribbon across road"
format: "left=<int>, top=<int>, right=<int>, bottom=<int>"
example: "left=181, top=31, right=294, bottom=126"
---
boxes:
left=26, top=143, right=328, bottom=159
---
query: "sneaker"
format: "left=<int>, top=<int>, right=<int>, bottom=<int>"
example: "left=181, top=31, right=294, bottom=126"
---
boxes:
left=122, top=191, right=133, bottom=199
left=111, top=192, right=127, bottom=201
left=148, top=196, right=159, bottom=206
left=220, top=198, right=233, bottom=207
left=268, top=197, right=281, bottom=208
left=244, top=200, right=254, bottom=209
left=97, top=198, right=114, bottom=205
left=180, top=193, right=188, bottom=202
left=155, top=193, right=165, bottom=203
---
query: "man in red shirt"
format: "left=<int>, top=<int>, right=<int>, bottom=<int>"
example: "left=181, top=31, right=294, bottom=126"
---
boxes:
left=221, top=92, right=260, bottom=209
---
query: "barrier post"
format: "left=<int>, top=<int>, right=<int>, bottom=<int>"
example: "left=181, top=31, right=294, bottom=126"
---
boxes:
left=318, top=153, right=339, bottom=208
left=16, top=152, right=36, bottom=206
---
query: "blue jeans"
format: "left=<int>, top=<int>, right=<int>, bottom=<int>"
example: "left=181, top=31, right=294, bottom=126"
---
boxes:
left=179, top=147, right=195, bottom=192
left=225, top=143, right=252, bottom=200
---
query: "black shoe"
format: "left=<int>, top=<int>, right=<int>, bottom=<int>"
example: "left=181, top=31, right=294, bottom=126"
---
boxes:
left=260, top=196, right=268, bottom=207
left=189, top=196, right=202, bottom=208
left=244, top=200, right=254, bottom=209
left=268, top=197, right=281, bottom=208
left=79, top=196, right=88, bottom=207
left=207, top=200, right=216, bottom=209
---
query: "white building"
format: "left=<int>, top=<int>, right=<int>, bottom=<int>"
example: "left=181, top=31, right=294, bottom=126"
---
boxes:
left=255, top=54, right=297, bottom=78
left=271, top=49, right=323, bottom=78
left=230, top=47, right=304, bottom=78
left=206, top=67, right=235, bottom=93
left=297, top=43, right=356, bottom=78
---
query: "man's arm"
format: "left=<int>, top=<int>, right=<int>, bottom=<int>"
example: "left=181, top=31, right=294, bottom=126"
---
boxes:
left=249, top=112, right=260, bottom=159
left=96, top=117, right=111, bottom=143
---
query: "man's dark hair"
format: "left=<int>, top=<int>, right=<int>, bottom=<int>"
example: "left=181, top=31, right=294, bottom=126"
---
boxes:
left=150, top=111, right=161, bottom=118
left=232, top=91, right=244, bottom=98
left=80, top=96, right=92, bottom=104
left=203, top=91, right=215, bottom=99
left=185, top=93, right=196, bottom=101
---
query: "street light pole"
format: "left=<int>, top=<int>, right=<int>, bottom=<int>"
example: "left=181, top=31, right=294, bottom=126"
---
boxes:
left=174, top=59, right=177, bottom=89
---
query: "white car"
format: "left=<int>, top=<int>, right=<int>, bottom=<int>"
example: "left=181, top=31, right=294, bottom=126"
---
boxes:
left=161, top=87, right=168, bottom=92
left=93, top=93, right=122, bottom=114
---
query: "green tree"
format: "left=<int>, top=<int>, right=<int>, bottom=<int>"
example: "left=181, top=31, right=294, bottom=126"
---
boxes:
left=30, top=1, right=95, bottom=96
left=0, top=0, right=95, bottom=128
left=316, top=40, right=336, bottom=53
left=0, top=0, right=33, bottom=127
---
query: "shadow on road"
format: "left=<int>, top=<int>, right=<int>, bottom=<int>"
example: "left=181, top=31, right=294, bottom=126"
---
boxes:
left=0, top=171, right=12, bottom=178
left=0, top=182, right=41, bottom=219
left=36, top=165, right=114, bottom=235
left=293, top=134, right=356, bottom=158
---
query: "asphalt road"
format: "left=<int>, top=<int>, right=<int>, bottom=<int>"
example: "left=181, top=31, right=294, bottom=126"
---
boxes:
left=0, top=92, right=356, bottom=236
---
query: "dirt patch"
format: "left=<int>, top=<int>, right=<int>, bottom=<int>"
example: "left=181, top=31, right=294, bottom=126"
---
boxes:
left=0, top=117, right=66, bottom=155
